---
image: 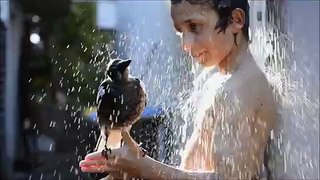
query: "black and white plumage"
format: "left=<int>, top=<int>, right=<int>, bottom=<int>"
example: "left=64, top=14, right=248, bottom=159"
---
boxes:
left=95, top=59, right=147, bottom=158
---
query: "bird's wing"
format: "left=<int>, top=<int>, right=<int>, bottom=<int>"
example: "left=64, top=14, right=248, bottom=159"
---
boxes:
left=96, top=79, right=110, bottom=104
left=139, top=79, right=146, bottom=94
left=137, top=79, right=147, bottom=106
left=96, top=79, right=120, bottom=110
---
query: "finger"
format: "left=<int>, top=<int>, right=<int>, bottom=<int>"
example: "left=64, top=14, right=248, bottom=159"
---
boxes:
left=121, top=129, right=141, bottom=156
left=123, top=173, right=129, bottom=180
left=100, top=175, right=113, bottom=180
left=80, top=165, right=118, bottom=173
left=102, top=175, right=118, bottom=180
left=85, top=149, right=121, bottom=161
left=85, top=151, right=104, bottom=160
left=121, top=128, right=139, bottom=147
left=79, top=159, right=108, bottom=167
left=104, top=174, right=128, bottom=180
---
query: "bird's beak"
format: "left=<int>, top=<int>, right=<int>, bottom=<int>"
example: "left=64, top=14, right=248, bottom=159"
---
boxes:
left=118, top=59, right=132, bottom=70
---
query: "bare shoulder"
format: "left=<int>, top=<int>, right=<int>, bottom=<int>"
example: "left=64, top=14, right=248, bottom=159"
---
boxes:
left=219, top=59, right=278, bottom=130
left=222, top=59, right=275, bottom=108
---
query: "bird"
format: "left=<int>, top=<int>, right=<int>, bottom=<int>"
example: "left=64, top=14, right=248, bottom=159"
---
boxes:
left=95, top=59, right=147, bottom=159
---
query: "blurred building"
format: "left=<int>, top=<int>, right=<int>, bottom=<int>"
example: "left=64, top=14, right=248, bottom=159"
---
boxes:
left=1, top=0, right=71, bottom=178
left=0, top=7, right=6, bottom=180
left=1, top=1, right=24, bottom=178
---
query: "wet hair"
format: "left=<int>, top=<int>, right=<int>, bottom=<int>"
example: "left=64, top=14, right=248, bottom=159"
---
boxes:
left=171, top=0, right=250, bottom=42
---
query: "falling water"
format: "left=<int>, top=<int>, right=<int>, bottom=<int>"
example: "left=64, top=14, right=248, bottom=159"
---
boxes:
left=249, top=1, right=319, bottom=179
left=26, top=1, right=319, bottom=179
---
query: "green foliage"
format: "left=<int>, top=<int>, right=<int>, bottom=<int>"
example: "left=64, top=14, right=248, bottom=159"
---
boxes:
left=47, top=3, right=115, bottom=107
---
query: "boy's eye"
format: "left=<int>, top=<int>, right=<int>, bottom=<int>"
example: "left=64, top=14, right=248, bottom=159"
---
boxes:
left=189, top=23, right=201, bottom=34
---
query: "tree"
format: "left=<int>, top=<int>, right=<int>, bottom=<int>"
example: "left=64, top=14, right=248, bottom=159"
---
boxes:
left=30, top=2, right=115, bottom=109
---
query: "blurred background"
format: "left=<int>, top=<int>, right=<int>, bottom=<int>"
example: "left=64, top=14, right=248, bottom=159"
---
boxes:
left=0, top=0, right=319, bottom=180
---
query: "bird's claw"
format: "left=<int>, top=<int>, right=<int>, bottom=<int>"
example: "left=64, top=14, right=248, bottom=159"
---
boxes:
left=139, top=146, right=147, bottom=157
left=101, top=144, right=147, bottom=159
left=101, top=148, right=112, bottom=159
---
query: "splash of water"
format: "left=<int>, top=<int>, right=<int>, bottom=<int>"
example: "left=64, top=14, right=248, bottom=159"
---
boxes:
left=249, top=4, right=319, bottom=178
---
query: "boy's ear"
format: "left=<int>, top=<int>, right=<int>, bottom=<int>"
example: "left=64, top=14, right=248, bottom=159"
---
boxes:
left=230, top=8, right=245, bottom=33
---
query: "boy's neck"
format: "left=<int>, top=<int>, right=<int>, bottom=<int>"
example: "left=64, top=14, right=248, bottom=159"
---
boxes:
left=218, top=39, right=250, bottom=75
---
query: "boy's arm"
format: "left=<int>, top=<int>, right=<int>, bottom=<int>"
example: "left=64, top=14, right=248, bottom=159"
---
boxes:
left=138, top=155, right=221, bottom=180
left=180, top=129, right=201, bottom=170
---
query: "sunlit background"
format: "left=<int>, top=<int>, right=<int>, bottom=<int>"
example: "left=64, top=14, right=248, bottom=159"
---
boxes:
left=0, top=0, right=319, bottom=179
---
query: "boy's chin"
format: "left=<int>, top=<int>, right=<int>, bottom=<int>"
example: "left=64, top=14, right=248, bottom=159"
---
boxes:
left=196, top=58, right=216, bottom=68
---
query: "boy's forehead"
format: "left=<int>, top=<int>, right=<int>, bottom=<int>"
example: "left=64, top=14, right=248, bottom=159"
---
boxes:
left=171, top=2, right=215, bottom=24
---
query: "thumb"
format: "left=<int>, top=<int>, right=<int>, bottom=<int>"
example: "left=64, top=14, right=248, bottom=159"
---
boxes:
left=121, top=128, right=141, bottom=157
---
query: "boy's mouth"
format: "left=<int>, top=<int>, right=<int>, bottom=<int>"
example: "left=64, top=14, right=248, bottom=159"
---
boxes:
left=193, top=50, right=207, bottom=58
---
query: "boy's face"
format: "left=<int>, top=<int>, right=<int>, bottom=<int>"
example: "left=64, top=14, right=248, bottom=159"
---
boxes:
left=171, top=1, right=235, bottom=67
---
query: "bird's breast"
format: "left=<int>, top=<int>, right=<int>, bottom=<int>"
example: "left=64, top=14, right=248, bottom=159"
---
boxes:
left=97, top=79, right=146, bottom=128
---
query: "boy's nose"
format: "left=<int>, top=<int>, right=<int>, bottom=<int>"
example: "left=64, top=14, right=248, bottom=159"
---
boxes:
left=183, top=43, right=192, bottom=53
left=182, top=33, right=193, bottom=53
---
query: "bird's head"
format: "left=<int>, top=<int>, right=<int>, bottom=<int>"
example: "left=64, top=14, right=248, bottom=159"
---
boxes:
left=106, top=59, right=131, bottom=82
